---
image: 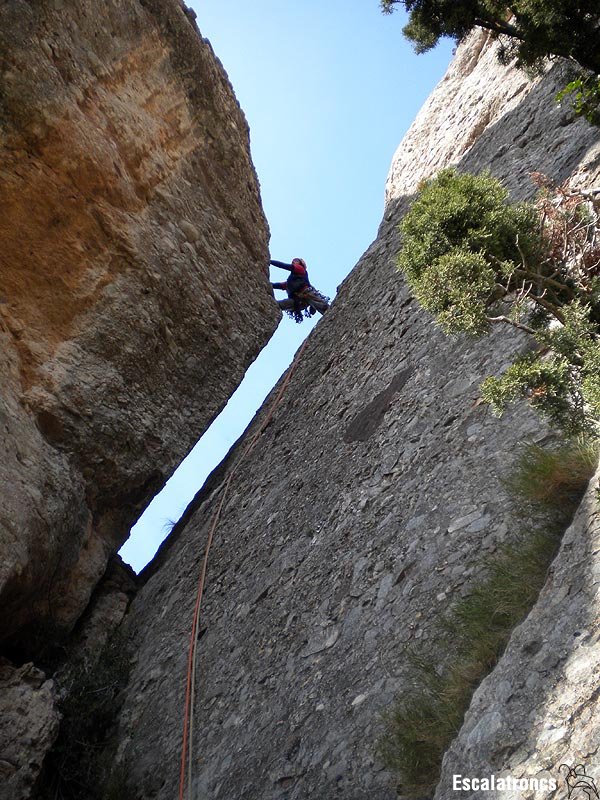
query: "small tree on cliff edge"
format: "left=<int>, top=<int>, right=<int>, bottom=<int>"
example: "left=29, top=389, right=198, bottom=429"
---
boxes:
left=398, top=169, right=600, bottom=434
left=380, top=0, right=600, bottom=75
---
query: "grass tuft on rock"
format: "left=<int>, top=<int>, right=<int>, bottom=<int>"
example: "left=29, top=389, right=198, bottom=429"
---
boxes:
left=503, top=437, right=599, bottom=508
left=377, top=438, right=598, bottom=795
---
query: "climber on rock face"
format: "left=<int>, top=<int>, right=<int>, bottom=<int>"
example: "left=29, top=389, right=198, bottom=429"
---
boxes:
left=270, top=258, right=330, bottom=323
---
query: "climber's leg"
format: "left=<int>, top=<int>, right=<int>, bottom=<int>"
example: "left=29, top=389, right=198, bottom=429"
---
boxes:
left=277, top=298, right=296, bottom=310
left=311, top=297, right=329, bottom=314
left=301, top=287, right=329, bottom=314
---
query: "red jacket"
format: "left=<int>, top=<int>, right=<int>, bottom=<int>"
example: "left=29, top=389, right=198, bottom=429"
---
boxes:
left=270, top=259, right=310, bottom=297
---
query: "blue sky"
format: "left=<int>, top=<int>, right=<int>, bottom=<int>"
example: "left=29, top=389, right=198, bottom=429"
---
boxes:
left=119, top=1, right=453, bottom=571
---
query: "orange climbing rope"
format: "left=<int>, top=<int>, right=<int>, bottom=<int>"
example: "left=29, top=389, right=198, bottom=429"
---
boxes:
left=178, top=338, right=309, bottom=800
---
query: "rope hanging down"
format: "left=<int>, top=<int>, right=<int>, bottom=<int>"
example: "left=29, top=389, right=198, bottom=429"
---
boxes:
left=178, top=338, right=309, bottom=800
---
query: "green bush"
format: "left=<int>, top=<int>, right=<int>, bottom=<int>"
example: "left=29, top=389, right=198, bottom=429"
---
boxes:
left=398, top=169, right=600, bottom=433
left=481, top=304, right=600, bottom=434
left=381, top=2, right=600, bottom=135
left=504, top=437, right=599, bottom=507
left=380, top=1, right=600, bottom=75
left=399, top=169, right=541, bottom=335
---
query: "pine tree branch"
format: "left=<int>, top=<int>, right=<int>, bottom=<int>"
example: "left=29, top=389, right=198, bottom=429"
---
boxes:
left=486, top=315, right=536, bottom=334
left=473, top=15, right=525, bottom=42
left=512, top=269, right=576, bottom=299
left=534, top=296, right=566, bottom=325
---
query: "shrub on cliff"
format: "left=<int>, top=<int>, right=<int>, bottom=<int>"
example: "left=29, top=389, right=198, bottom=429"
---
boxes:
left=380, top=0, right=600, bottom=74
left=40, top=630, right=133, bottom=800
left=398, top=169, right=600, bottom=433
left=557, top=74, right=600, bottom=127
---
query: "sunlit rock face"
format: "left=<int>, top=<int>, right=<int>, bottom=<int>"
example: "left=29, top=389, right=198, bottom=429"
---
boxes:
left=435, top=468, right=600, bottom=800
left=0, top=0, right=278, bottom=653
left=384, top=30, right=597, bottom=204
left=110, top=29, right=600, bottom=800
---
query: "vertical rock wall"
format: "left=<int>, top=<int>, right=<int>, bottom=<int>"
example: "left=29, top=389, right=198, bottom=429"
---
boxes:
left=0, top=0, right=278, bottom=651
left=0, top=2, right=278, bottom=796
left=435, top=468, right=600, bottom=799
left=112, top=31, right=600, bottom=800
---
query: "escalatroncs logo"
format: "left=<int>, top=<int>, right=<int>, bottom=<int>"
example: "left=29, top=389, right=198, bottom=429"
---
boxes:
left=560, top=764, right=599, bottom=800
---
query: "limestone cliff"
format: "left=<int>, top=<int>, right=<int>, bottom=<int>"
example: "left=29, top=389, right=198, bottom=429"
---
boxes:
left=0, top=1, right=278, bottom=796
left=0, top=0, right=277, bottom=650
left=435, top=465, right=600, bottom=800
left=108, top=30, right=600, bottom=800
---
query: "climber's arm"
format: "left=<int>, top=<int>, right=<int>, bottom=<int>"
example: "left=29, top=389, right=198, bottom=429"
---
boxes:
left=271, top=282, right=287, bottom=290
left=270, top=259, right=292, bottom=271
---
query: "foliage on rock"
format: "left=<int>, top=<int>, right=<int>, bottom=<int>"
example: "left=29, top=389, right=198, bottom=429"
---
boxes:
left=380, top=0, right=600, bottom=75
left=557, top=74, right=600, bottom=127
left=398, top=169, right=541, bottom=334
left=503, top=437, right=600, bottom=507
left=398, top=168, right=600, bottom=433
left=39, top=629, right=133, bottom=800
left=377, top=438, right=598, bottom=794
left=381, top=1, right=600, bottom=126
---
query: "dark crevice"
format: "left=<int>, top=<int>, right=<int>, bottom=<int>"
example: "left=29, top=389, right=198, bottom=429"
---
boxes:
left=343, top=367, right=414, bottom=443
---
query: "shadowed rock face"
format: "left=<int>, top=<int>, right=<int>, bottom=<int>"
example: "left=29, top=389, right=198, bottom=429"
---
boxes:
left=0, top=659, right=60, bottom=799
left=0, top=0, right=278, bottom=650
left=110, top=31, right=600, bottom=800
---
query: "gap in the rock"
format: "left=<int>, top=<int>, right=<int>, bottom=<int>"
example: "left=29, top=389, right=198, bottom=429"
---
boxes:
left=118, top=2, right=454, bottom=574
left=119, top=321, right=314, bottom=573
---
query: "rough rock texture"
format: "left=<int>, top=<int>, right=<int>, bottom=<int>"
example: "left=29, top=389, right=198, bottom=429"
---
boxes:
left=385, top=33, right=596, bottom=205
left=110, top=31, right=600, bottom=800
left=385, top=30, right=532, bottom=204
left=0, top=659, right=60, bottom=800
left=56, top=556, right=138, bottom=678
left=0, top=0, right=278, bottom=650
left=435, top=469, right=600, bottom=799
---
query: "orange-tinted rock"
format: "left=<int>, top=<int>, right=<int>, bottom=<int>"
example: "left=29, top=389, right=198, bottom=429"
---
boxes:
left=0, top=0, right=278, bottom=649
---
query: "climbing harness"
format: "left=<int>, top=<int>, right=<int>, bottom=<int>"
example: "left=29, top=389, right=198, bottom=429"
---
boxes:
left=178, top=338, right=310, bottom=800
left=286, top=287, right=330, bottom=324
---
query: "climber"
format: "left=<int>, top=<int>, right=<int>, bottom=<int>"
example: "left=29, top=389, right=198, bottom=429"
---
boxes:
left=270, top=258, right=330, bottom=323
